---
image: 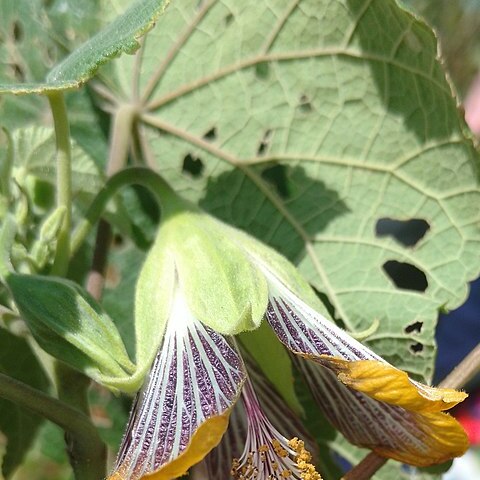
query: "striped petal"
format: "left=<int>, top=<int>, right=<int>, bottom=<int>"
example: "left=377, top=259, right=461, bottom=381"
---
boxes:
left=261, top=267, right=468, bottom=466
left=190, top=403, right=247, bottom=479
left=295, top=358, right=469, bottom=466
left=191, top=353, right=318, bottom=478
left=108, top=290, right=246, bottom=480
left=231, top=376, right=322, bottom=480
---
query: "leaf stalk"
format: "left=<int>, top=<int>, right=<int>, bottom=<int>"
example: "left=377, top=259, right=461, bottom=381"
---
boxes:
left=47, top=91, right=72, bottom=277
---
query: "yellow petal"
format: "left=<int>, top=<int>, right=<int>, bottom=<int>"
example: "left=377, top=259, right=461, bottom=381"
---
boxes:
left=321, top=357, right=467, bottom=412
left=295, top=357, right=469, bottom=467
left=373, top=410, right=469, bottom=466
left=110, top=412, right=230, bottom=480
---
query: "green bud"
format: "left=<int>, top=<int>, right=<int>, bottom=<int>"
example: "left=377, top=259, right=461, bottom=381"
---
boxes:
left=30, top=206, right=67, bottom=269
left=39, top=206, right=66, bottom=243
left=5, top=273, right=135, bottom=388
left=124, top=231, right=176, bottom=392
left=224, top=223, right=330, bottom=314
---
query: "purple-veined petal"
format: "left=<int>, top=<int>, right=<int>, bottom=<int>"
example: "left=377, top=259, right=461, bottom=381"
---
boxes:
left=294, top=357, right=469, bottom=466
left=260, top=266, right=468, bottom=466
left=231, top=375, right=321, bottom=479
left=263, top=267, right=380, bottom=362
left=246, top=352, right=318, bottom=461
left=191, top=352, right=318, bottom=478
left=190, top=403, right=247, bottom=479
left=108, top=290, right=246, bottom=480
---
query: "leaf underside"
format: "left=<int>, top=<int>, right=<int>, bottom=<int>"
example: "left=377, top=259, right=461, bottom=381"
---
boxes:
left=101, top=0, right=480, bottom=385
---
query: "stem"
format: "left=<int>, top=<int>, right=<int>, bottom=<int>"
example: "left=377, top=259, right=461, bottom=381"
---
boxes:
left=86, top=104, right=137, bottom=300
left=47, top=92, right=72, bottom=277
left=439, top=342, right=480, bottom=389
left=71, top=167, right=177, bottom=256
left=55, top=363, right=106, bottom=480
left=0, top=372, right=102, bottom=459
left=341, top=452, right=387, bottom=480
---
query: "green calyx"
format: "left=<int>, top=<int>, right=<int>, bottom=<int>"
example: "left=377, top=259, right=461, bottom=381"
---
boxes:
left=167, top=209, right=269, bottom=334
left=5, top=273, right=135, bottom=389
left=132, top=200, right=269, bottom=370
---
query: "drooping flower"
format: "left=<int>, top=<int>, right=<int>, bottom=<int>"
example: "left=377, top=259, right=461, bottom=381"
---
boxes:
left=259, top=263, right=469, bottom=466
left=108, top=198, right=468, bottom=479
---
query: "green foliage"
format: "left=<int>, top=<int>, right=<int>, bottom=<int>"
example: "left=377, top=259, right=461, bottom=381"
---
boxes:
left=0, top=0, right=479, bottom=478
left=106, top=0, right=480, bottom=384
left=0, top=329, right=50, bottom=478
left=5, top=273, right=135, bottom=385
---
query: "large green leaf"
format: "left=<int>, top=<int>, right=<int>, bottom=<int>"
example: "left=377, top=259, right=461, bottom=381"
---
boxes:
left=0, top=329, right=50, bottom=478
left=0, top=0, right=170, bottom=94
left=101, top=0, right=480, bottom=384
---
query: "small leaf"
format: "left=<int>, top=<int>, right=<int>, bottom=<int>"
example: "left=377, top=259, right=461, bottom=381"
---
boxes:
left=0, top=0, right=171, bottom=95
left=5, top=273, right=135, bottom=387
left=0, top=329, right=50, bottom=478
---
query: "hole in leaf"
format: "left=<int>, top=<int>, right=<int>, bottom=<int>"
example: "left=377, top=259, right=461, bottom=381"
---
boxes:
left=182, top=154, right=204, bottom=178
left=298, top=94, right=313, bottom=113
left=105, top=265, right=121, bottom=289
left=224, top=13, right=234, bottom=26
left=12, top=21, right=23, bottom=42
left=405, top=321, right=423, bottom=334
left=203, top=127, right=217, bottom=142
left=376, top=218, right=430, bottom=247
left=383, top=260, right=428, bottom=292
left=410, top=342, right=424, bottom=354
left=255, top=62, right=270, bottom=79
left=261, top=164, right=289, bottom=199
left=257, top=129, right=272, bottom=156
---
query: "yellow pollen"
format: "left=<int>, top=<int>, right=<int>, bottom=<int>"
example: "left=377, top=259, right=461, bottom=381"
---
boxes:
left=288, top=438, right=322, bottom=480
left=231, top=437, right=322, bottom=479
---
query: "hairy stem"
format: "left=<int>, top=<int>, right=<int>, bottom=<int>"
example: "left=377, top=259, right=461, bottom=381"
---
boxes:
left=0, top=371, right=104, bottom=474
left=341, top=452, right=387, bottom=480
left=47, top=92, right=72, bottom=277
left=439, top=342, right=480, bottom=389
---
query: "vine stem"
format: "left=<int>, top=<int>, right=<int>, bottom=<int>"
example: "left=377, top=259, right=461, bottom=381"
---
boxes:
left=0, top=371, right=105, bottom=478
left=439, top=342, right=480, bottom=389
left=70, top=167, right=177, bottom=256
left=341, top=452, right=387, bottom=480
left=47, top=91, right=107, bottom=479
left=47, top=91, right=72, bottom=277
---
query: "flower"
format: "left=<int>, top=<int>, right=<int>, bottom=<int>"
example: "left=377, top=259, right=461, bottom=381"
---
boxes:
left=108, top=203, right=468, bottom=479
left=192, top=351, right=320, bottom=479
